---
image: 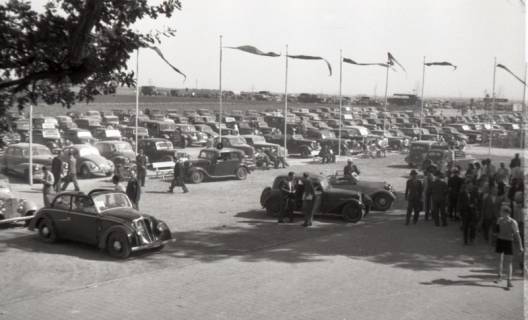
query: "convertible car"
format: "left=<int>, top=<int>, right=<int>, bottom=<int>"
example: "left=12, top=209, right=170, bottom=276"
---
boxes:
left=28, top=189, right=173, bottom=259
left=260, top=173, right=369, bottom=223
left=327, top=171, right=397, bottom=211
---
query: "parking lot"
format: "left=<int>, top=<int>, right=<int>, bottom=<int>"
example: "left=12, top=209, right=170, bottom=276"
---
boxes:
left=0, top=148, right=523, bottom=320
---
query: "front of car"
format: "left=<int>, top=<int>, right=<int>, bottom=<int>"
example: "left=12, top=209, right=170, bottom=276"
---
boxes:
left=76, top=145, right=114, bottom=177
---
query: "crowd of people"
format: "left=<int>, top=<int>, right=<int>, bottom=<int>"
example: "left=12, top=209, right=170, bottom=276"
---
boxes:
left=405, top=153, right=525, bottom=289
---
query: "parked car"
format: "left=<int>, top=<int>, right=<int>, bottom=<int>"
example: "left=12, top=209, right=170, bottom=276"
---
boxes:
left=95, top=141, right=136, bottom=164
left=186, top=148, right=253, bottom=184
left=137, top=138, right=180, bottom=165
left=62, top=145, right=114, bottom=177
left=32, top=128, right=63, bottom=154
left=264, top=134, right=320, bottom=158
left=2, top=143, right=53, bottom=181
left=63, top=128, right=97, bottom=145
left=28, top=189, right=173, bottom=259
left=370, top=130, right=409, bottom=150
left=448, top=124, right=482, bottom=144
left=405, top=140, right=443, bottom=168
left=0, top=174, right=38, bottom=224
left=212, top=135, right=256, bottom=160
left=259, top=173, right=367, bottom=223
left=121, top=126, right=149, bottom=141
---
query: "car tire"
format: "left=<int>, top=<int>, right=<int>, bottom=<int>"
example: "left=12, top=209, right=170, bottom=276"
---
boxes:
left=341, top=201, right=363, bottom=223
left=190, top=171, right=204, bottom=184
left=260, top=187, right=272, bottom=208
left=80, top=165, right=90, bottom=178
left=236, top=167, right=247, bottom=180
left=373, top=193, right=393, bottom=211
left=106, top=231, right=131, bottom=259
left=265, top=199, right=281, bottom=217
left=38, top=218, right=58, bottom=243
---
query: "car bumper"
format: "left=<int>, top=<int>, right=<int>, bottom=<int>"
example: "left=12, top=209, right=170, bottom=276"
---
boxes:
left=131, top=238, right=175, bottom=252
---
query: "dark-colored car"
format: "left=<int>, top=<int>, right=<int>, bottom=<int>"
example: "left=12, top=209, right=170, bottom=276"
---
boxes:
left=264, top=134, right=320, bottom=158
left=2, top=143, right=53, bottom=181
left=212, top=135, right=256, bottom=163
left=28, top=189, right=173, bottom=259
left=32, top=128, right=63, bottom=154
left=137, top=138, right=180, bottom=165
left=63, top=128, right=97, bottom=145
left=186, top=148, right=253, bottom=184
left=259, top=173, right=367, bottom=223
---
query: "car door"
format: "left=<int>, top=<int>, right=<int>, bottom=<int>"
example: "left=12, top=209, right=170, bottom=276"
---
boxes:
left=68, top=195, right=99, bottom=245
left=213, top=151, right=234, bottom=176
left=49, top=194, right=73, bottom=239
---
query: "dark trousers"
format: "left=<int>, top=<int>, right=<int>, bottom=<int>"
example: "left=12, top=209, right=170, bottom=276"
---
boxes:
left=302, top=199, right=314, bottom=226
left=448, top=194, right=459, bottom=219
left=432, top=198, right=447, bottom=226
left=462, top=213, right=477, bottom=244
left=169, top=176, right=188, bottom=193
left=43, top=186, right=52, bottom=207
left=52, top=173, right=61, bottom=193
left=137, top=168, right=146, bottom=187
left=61, top=175, right=80, bottom=191
left=481, top=218, right=494, bottom=241
left=424, top=193, right=432, bottom=220
left=406, top=200, right=421, bottom=224
left=278, top=196, right=295, bottom=222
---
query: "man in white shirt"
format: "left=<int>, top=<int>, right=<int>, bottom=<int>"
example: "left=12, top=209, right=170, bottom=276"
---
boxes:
left=42, top=166, right=54, bottom=207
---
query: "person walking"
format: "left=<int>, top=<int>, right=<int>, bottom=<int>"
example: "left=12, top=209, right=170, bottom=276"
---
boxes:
left=301, top=173, right=315, bottom=227
left=494, top=205, right=524, bottom=289
left=168, top=159, right=189, bottom=193
left=423, top=171, right=435, bottom=221
left=51, top=150, right=63, bottom=193
left=447, top=168, right=464, bottom=221
left=61, top=150, right=80, bottom=191
left=509, top=153, right=521, bottom=169
left=495, top=162, right=509, bottom=196
left=459, top=181, right=479, bottom=245
left=405, top=169, right=423, bottom=225
left=480, top=186, right=502, bottom=242
left=278, top=172, right=296, bottom=223
left=430, top=171, right=448, bottom=227
left=41, top=166, right=54, bottom=207
left=126, top=172, right=141, bottom=210
left=136, top=148, right=148, bottom=187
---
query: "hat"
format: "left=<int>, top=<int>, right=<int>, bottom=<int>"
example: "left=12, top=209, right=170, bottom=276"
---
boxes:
left=347, top=159, right=352, bottom=163
left=410, top=169, right=417, bottom=176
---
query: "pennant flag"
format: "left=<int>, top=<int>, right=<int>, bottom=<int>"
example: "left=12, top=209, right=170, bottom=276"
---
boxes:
left=148, top=46, right=187, bottom=81
left=497, top=63, right=526, bottom=86
left=424, top=61, right=457, bottom=70
left=387, top=52, right=406, bottom=72
left=343, top=58, right=388, bottom=68
left=287, top=54, right=332, bottom=76
left=225, top=45, right=280, bottom=57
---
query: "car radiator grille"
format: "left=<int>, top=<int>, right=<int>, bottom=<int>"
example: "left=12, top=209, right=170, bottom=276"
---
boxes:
left=135, top=218, right=157, bottom=244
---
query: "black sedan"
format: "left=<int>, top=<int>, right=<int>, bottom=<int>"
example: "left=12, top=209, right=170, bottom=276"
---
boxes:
left=28, top=189, right=173, bottom=259
left=260, top=173, right=368, bottom=223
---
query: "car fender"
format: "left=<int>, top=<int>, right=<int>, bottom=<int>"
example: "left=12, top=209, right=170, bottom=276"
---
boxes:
left=370, top=190, right=396, bottom=201
left=337, top=197, right=364, bottom=213
left=98, top=225, right=135, bottom=250
left=29, top=210, right=54, bottom=231
left=21, top=198, right=38, bottom=214
left=187, top=166, right=210, bottom=178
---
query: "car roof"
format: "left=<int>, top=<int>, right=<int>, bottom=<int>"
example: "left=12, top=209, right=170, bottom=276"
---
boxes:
left=9, top=143, right=48, bottom=148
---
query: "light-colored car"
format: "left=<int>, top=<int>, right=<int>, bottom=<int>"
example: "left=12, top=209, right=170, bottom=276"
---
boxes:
left=0, top=175, right=38, bottom=224
left=2, top=143, right=53, bottom=181
left=62, top=145, right=114, bottom=178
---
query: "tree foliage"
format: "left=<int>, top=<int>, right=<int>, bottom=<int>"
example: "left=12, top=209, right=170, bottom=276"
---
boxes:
left=0, top=0, right=181, bottom=113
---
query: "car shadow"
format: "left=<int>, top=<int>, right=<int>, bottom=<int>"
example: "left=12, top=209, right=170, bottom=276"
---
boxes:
left=387, top=164, right=412, bottom=169
left=419, top=278, right=504, bottom=289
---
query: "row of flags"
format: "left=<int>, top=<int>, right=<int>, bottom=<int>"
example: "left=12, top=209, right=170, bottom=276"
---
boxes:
left=149, top=43, right=526, bottom=87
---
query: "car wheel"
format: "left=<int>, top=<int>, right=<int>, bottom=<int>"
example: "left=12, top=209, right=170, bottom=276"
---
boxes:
left=341, top=202, right=363, bottom=223
left=38, top=218, right=58, bottom=243
left=80, top=165, right=90, bottom=178
left=190, top=171, right=203, bottom=184
left=265, top=199, right=281, bottom=217
left=236, top=167, right=247, bottom=180
left=106, top=231, right=131, bottom=259
left=260, top=187, right=272, bottom=208
left=373, top=193, right=393, bottom=211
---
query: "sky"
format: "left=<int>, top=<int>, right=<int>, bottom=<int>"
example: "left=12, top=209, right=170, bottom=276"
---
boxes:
left=29, top=0, right=527, bottom=99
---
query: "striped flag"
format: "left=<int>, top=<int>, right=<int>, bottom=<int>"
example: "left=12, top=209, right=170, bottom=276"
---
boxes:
left=149, top=46, right=187, bottom=80
left=497, top=64, right=526, bottom=86
left=425, top=61, right=457, bottom=70
left=387, top=52, right=406, bottom=72
left=343, top=58, right=388, bottom=68
left=225, top=45, right=280, bottom=57
left=287, top=54, right=332, bottom=76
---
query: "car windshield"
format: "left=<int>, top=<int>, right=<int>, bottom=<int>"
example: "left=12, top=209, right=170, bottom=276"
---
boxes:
left=226, top=137, right=246, bottom=146
left=92, top=192, right=133, bottom=212
left=115, top=142, right=133, bottom=152
left=199, top=150, right=215, bottom=160
left=22, top=146, right=52, bottom=156
left=78, top=146, right=100, bottom=157
left=155, top=141, right=173, bottom=150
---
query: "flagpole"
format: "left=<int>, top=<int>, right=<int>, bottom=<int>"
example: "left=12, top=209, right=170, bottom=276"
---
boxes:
left=419, top=56, right=426, bottom=140
left=29, top=104, right=33, bottom=186
left=135, top=49, right=139, bottom=154
left=383, top=61, right=390, bottom=131
left=284, top=44, right=289, bottom=156
left=338, top=49, right=343, bottom=156
left=522, top=63, right=527, bottom=149
left=489, top=57, right=497, bottom=154
left=219, top=35, right=223, bottom=141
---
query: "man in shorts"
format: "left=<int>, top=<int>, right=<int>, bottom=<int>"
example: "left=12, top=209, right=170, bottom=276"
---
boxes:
left=494, top=205, right=524, bottom=289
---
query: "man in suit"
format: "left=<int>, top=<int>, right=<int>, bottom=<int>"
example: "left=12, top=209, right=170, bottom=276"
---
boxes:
left=168, top=159, right=189, bottom=193
left=480, top=186, right=502, bottom=242
left=459, top=181, right=480, bottom=245
left=126, top=171, right=141, bottom=210
left=405, top=169, right=423, bottom=225
left=51, top=150, right=63, bottom=193
left=343, top=159, right=360, bottom=182
left=136, top=148, right=148, bottom=187
left=430, top=171, right=448, bottom=227
left=447, top=168, right=464, bottom=221
left=278, top=171, right=296, bottom=223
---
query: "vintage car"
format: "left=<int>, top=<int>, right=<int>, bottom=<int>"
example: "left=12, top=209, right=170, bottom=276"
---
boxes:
left=101, top=114, right=120, bottom=127
left=75, top=117, right=102, bottom=131
left=212, top=135, right=256, bottom=160
left=304, top=128, right=351, bottom=156
left=405, top=140, right=443, bottom=168
left=448, top=124, right=482, bottom=144
left=56, top=116, right=77, bottom=131
left=92, top=128, right=122, bottom=141
left=95, top=141, right=136, bottom=164
left=370, top=130, right=409, bottom=150
left=327, top=172, right=396, bottom=211
left=32, top=128, right=63, bottom=154
left=195, top=124, right=219, bottom=139
left=0, top=174, right=38, bottom=224
left=28, top=189, right=173, bottom=258
left=63, top=128, right=97, bottom=145
left=259, top=173, right=367, bottom=223
left=2, top=143, right=53, bottom=181
left=62, top=145, right=114, bottom=177
left=174, top=124, right=208, bottom=147
left=137, top=138, right=181, bottom=164
left=186, top=148, right=253, bottom=184
left=264, top=133, right=320, bottom=158
left=121, top=126, right=149, bottom=141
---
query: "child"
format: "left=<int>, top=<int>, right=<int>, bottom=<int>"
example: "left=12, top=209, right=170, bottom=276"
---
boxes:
left=494, top=205, right=524, bottom=289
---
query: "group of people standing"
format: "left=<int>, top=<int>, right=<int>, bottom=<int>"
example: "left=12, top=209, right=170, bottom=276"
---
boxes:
left=276, top=171, right=321, bottom=227
left=405, top=153, right=525, bottom=289
left=255, top=146, right=289, bottom=169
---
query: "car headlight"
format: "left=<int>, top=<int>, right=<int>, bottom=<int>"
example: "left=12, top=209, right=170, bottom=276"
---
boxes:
left=384, top=183, right=393, bottom=191
left=157, top=221, right=168, bottom=232
left=87, top=162, right=99, bottom=170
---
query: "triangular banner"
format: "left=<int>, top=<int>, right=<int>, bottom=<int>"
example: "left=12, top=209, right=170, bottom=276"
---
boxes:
left=287, top=54, right=332, bottom=76
left=225, top=45, right=280, bottom=57
left=148, top=46, right=187, bottom=81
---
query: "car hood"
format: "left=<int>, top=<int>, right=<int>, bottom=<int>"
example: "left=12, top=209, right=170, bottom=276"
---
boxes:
left=101, top=207, right=152, bottom=221
left=189, top=159, right=210, bottom=167
left=324, top=187, right=362, bottom=199
left=80, top=154, right=112, bottom=165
